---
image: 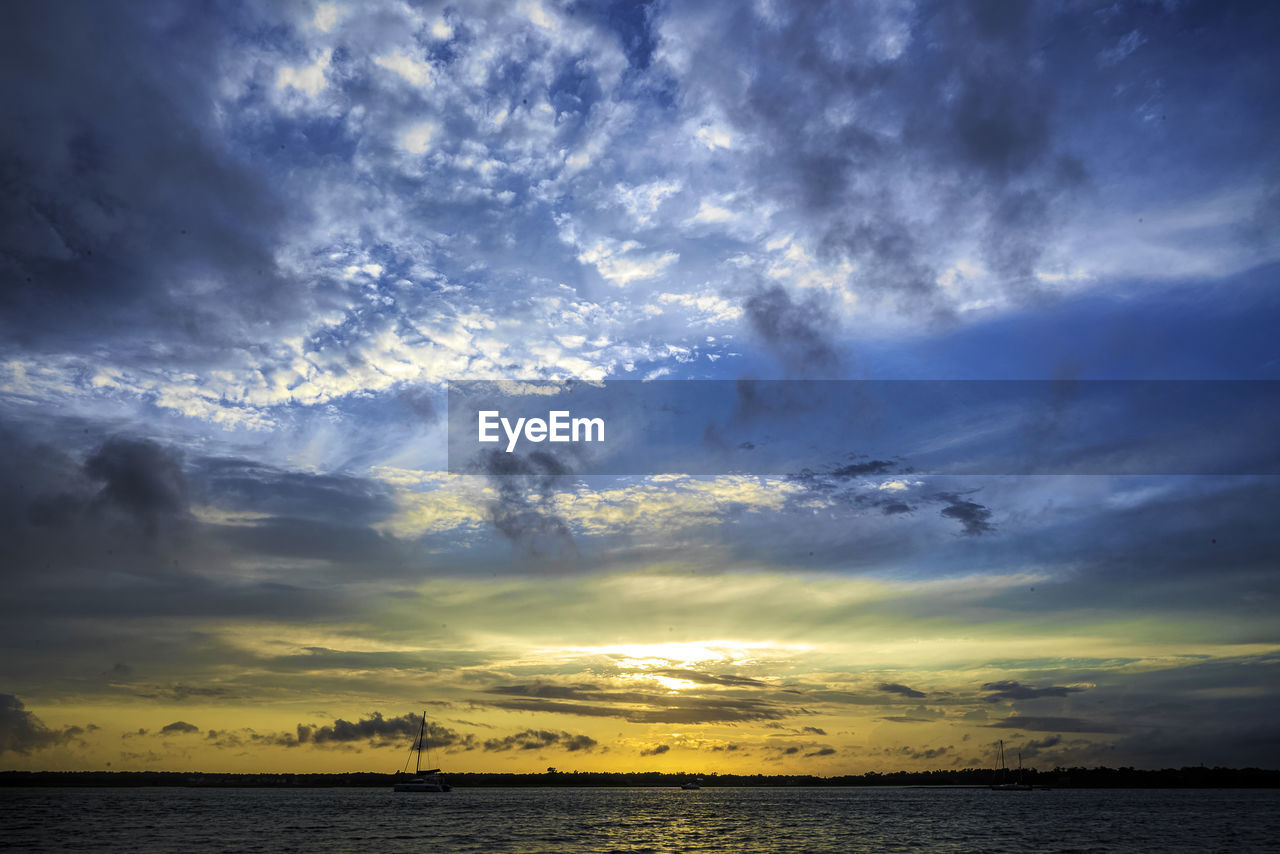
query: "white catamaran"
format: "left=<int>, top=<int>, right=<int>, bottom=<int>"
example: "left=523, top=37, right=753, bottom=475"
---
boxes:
left=394, top=711, right=451, bottom=792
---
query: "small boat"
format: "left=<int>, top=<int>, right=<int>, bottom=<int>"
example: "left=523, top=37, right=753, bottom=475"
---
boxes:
left=394, top=711, right=451, bottom=793
left=989, top=740, right=1032, bottom=791
left=680, top=777, right=703, bottom=790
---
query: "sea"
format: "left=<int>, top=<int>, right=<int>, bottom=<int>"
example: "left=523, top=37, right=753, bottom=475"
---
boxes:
left=2, top=785, right=1278, bottom=853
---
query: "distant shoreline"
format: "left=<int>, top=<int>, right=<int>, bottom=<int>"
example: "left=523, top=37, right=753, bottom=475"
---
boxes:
left=3, top=767, right=1278, bottom=789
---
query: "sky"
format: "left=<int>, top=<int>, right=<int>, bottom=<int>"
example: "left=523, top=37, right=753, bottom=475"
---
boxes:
left=1, top=0, right=1278, bottom=775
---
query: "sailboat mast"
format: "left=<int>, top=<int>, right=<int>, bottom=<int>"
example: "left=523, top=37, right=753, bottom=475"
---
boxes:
left=416, top=712, right=426, bottom=775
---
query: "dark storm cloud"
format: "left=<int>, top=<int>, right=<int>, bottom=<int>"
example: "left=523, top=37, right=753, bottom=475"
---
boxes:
left=1102, top=722, right=1280, bottom=771
left=831, top=460, right=898, bottom=478
left=0, top=420, right=416, bottom=635
left=292, top=713, right=473, bottom=750
left=158, top=720, right=199, bottom=735
left=671, top=0, right=1086, bottom=323
left=987, top=716, right=1118, bottom=734
left=0, top=2, right=320, bottom=360
left=477, top=449, right=580, bottom=564
left=1024, top=656, right=1280, bottom=767
left=782, top=466, right=999, bottom=539
left=11, top=433, right=191, bottom=542
left=1016, top=477, right=1280, bottom=595
left=204, top=715, right=475, bottom=751
left=0, top=695, right=84, bottom=754
left=85, top=438, right=189, bottom=527
left=937, top=492, right=995, bottom=537
left=297, top=712, right=417, bottom=746
left=191, top=458, right=397, bottom=527
left=1016, top=734, right=1064, bottom=759
left=483, top=729, right=598, bottom=752
left=878, top=682, right=926, bottom=699
left=743, top=285, right=842, bottom=377
left=981, top=681, right=1085, bottom=702
left=1, top=430, right=202, bottom=594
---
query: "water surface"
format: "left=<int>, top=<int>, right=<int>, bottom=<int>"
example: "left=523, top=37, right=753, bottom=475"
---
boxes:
left=3, top=785, right=1277, bottom=853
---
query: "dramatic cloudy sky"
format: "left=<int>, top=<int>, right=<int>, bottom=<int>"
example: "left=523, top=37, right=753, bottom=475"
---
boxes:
left=2, top=0, right=1278, bottom=774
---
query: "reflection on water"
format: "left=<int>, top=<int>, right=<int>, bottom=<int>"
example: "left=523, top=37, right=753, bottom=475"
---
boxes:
left=2, top=785, right=1277, bottom=853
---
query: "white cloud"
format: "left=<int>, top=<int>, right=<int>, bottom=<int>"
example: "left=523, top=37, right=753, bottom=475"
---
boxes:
left=374, top=51, right=432, bottom=88
left=399, top=121, right=436, bottom=155
left=577, top=239, right=679, bottom=286
left=617, top=180, right=682, bottom=226
left=311, top=2, right=340, bottom=33
left=522, top=0, right=558, bottom=31
left=653, top=292, right=743, bottom=324
left=695, top=125, right=733, bottom=150
left=275, top=49, right=331, bottom=98
left=691, top=199, right=734, bottom=223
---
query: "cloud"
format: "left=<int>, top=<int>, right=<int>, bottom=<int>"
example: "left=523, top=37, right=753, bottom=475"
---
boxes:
left=881, top=716, right=936, bottom=724
left=483, top=682, right=797, bottom=724
left=743, top=285, right=842, bottom=377
left=0, top=2, right=307, bottom=365
left=158, top=721, right=199, bottom=735
left=981, top=681, right=1085, bottom=702
left=85, top=438, right=189, bottom=529
left=652, top=669, right=767, bottom=688
left=878, top=682, right=926, bottom=699
left=987, top=716, right=1118, bottom=734
left=0, top=695, right=82, bottom=754
left=640, top=743, right=670, bottom=756
left=132, top=685, right=237, bottom=702
left=832, top=460, right=897, bottom=477
left=888, top=744, right=951, bottom=761
left=938, top=493, right=995, bottom=537
left=295, top=712, right=422, bottom=746
left=1017, top=734, right=1066, bottom=759
left=483, top=729, right=597, bottom=752
left=209, top=713, right=476, bottom=752
left=477, top=450, right=580, bottom=565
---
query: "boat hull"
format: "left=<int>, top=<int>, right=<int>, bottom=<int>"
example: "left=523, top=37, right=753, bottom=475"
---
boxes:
left=394, top=776, right=451, bottom=792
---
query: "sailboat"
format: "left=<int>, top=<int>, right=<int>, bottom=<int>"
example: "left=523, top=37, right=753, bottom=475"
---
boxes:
left=393, top=711, right=451, bottom=792
left=989, top=739, right=1032, bottom=791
